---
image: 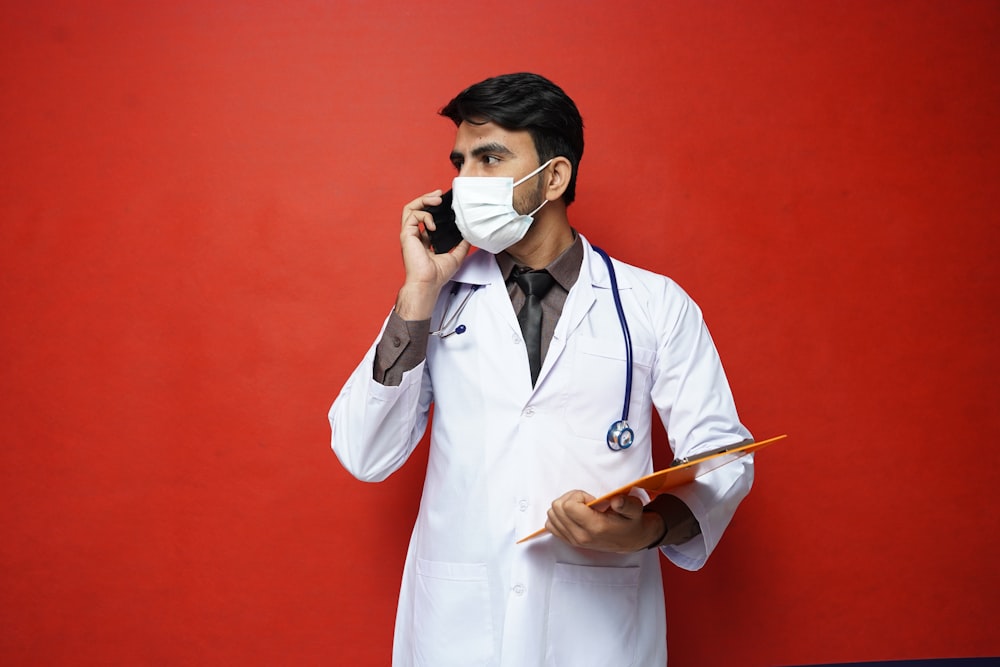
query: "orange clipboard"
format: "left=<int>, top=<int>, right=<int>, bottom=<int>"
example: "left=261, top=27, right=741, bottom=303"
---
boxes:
left=516, top=434, right=788, bottom=544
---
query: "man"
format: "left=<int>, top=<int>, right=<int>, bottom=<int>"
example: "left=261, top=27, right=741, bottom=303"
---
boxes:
left=329, top=72, right=753, bottom=666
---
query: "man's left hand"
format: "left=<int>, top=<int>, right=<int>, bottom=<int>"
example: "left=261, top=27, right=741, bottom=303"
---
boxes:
left=544, top=490, right=664, bottom=554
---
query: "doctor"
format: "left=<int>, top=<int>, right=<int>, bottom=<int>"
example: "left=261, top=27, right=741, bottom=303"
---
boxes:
left=329, top=72, right=753, bottom=666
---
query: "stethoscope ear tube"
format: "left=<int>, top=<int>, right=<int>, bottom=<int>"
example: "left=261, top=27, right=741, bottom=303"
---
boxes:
left=592, top=246, right=634, bottom=452
left=430, top=284, right=480, bottom=338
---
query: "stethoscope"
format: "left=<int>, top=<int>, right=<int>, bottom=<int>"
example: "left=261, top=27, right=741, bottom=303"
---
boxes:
left=592, top=246, right=635, bottom=452
left=430, top=283, right=480, bottom=338
left=430, top=246, right=635, bottom=452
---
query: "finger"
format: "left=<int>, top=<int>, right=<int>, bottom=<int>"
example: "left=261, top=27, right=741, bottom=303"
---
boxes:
left=402, top=207, right=433, bottom=231
left=546, top=505, right=589, bottom=546
left=607, top=494, right=644, bottom=520
left=403, top=189, right=443, bottom=210
left=446, top=239, right=472, bottom=262
left=546, top=494, right=574, bottom=540
left=558, top=491, right=597, bottom=525
left=545, top=508, right=568, bottom=540
left=401, top=190, right=444, bottom=223
left=549, top=491, right=599, bottom=542
left=400, top=212, right=431, bottom=248
left=553, top=489, right=595, bottom=506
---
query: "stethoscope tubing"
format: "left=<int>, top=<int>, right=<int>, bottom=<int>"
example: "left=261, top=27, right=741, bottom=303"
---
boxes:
left=592, top=246, right=634, bottom=424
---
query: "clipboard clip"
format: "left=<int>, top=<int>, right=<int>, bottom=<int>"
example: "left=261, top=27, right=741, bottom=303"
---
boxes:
left=670, top=439, right=754, bottom=467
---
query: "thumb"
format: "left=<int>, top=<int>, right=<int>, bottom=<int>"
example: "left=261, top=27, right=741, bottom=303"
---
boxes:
left=608, top=494, right=644, bottom=519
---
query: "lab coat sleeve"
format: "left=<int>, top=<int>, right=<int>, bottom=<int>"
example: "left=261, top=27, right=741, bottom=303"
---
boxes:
left=649, top=281, right=754, bottom=571
left=328, top=315, right=434, bottom=483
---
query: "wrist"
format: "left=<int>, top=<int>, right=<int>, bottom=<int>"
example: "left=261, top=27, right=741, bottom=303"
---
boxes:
left=641, top=506, right=669, bottom=550
left=395, top=283, right=441, bottom=321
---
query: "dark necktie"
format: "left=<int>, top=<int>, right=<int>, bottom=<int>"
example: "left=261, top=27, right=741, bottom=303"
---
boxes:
left=515, top=269, right=555, bottom=386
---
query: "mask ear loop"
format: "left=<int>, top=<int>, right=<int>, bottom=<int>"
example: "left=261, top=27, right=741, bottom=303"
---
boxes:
left=526, top=199, right=547, bottom=217
left=514, top=159, right=554, bottom=219
left=513, top=158, right=555, bottom=187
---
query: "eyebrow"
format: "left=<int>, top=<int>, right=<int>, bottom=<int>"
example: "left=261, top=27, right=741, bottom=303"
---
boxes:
left=450, top=142, right=516, bottom=163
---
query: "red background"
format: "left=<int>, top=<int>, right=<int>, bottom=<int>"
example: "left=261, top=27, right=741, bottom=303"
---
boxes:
left=2, top=2, right=998, bottom=665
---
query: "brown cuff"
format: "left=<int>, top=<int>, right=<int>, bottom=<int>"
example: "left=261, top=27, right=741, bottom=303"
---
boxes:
left=373, top=311, right=430, bottom=386
left=642, top=494, right=701, bottom=550
left=642, top=505, right=670, bottom=549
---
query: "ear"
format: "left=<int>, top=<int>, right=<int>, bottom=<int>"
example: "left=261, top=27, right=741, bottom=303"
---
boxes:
left=543, top=156, right=573, bottom=202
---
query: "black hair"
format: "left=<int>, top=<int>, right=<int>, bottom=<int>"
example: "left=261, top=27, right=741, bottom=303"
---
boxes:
left=440, top=72, right=585, bottom=205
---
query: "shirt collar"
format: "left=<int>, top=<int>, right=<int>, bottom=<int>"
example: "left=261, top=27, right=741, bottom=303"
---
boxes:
left=497, top=232, right=584, bottom=293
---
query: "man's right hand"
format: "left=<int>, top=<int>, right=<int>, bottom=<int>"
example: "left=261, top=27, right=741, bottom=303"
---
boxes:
left=395, top=190, right=471, bottom=321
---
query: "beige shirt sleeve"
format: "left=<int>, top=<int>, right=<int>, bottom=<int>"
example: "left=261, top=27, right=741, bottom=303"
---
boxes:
left=373, top=311, right=431, bottom=387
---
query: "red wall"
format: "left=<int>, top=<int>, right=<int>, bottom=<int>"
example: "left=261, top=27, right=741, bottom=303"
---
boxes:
left=1, top=2, right=997, bottom=665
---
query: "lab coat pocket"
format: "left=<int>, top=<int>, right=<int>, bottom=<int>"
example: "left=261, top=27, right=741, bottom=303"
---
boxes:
left=567, top=337, right=654, bottom=441
left=546, top=563, right=640, bottom=667
left=413, top=559, right=493, bottom=667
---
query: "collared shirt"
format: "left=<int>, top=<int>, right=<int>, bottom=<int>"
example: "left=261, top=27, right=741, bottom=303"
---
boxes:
left=374, top=235, right=584, bottom=386
left=496, top=234, right=583, bottom=367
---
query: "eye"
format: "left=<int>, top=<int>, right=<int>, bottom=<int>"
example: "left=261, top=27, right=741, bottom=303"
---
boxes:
left=482, top=155, right=501, bottom=166
left=450, top=157, right=463, bottom=171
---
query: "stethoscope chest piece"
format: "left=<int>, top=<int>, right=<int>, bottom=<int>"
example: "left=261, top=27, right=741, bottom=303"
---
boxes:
left=607, top=420, right=634, bottom=451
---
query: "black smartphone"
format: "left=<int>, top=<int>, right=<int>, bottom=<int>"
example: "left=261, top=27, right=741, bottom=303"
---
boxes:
left=424, top=189, right=464, bottom=254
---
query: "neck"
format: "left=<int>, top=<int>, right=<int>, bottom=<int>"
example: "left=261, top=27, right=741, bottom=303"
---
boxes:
left=505, top=206, right=574, bottom=269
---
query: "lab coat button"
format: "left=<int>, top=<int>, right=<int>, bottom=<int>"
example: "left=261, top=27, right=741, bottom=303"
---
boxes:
left=512, top=333, right=521, bottom=344
left=523, top=407, right=534, bottom=417
left=513, top=584, right=525, bottom=596
left=518, top=499, right=528, bottom=512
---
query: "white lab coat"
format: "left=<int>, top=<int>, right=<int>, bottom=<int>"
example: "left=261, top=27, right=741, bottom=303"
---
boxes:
left=330, top=235, right=753, bottom=667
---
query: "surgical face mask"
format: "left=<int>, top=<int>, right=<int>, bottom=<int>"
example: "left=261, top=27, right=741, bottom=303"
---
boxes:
left=451, top=159, right=553, bottom=254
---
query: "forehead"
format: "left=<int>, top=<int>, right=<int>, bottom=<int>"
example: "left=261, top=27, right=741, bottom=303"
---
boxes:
left=452, top=120, right=536, bottom=156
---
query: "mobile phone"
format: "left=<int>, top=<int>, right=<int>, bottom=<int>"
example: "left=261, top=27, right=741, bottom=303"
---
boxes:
left=425, top=189, right=464, bottom=254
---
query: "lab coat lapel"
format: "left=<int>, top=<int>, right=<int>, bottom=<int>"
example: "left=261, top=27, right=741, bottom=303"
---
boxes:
left=451, top=250, right=521, bottom=334
left=537, top=237, right=602, bottom=385
left=451, top=250, right=529, bottom=387
left=449, top=249, right=498, bottom=288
